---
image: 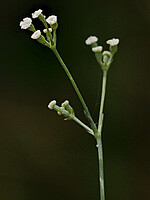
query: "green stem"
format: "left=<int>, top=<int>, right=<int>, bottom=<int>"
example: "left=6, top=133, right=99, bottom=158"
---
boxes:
left=98, top=70, right=107, bottom=133
left=72, top=116, right=94, bottom=136
left=52, top=48, right=98, bottom=133
left=96, top=135, right=105, bottom=200
left=53, top=105, right=93, bottom=135
left=53, top=29, right=57, bottom=45
left=96, top=69, right=107, bottom=200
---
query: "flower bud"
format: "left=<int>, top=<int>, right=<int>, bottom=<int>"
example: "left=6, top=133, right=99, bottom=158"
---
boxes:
left=48, top=100, right=56, bottom=110
left=61, top=100, right=69, bottom=107
left=61, top=100, right=75, bottom=116
left=102, top=51, right=111, bottom=57
left=43, top=28, right=52, bottom=33
left=102, top=51, right=111, bottom=65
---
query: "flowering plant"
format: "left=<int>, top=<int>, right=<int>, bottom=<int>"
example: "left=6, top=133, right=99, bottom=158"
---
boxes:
left=20, top=9, right=119, bottom=200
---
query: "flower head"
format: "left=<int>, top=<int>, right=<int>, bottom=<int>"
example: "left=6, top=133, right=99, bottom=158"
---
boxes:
left=106, top=38, right=119, bottom=46
left=46, top=15, right=57, bottom=25
left=32, top=9, right=43, bottom=18
left=85, top=36, right=98, bottom=45
left=48, top=100, right=57, bottom=110
left=92, top=46, right=103, bottom=53
left=20, top=17, right=32, bottom=29
left=31, top=30, right=41, bottom=39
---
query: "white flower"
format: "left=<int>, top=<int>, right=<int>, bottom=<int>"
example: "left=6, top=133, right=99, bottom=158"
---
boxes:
left=46, top=15, right=57, bottom=25
left=92, top=46, right=103, bottom=53
left=31, top=30, right=41, bottom=39
left=43, top=28, right=52, bottom=33
left=20, top=17, right=32, bottom=29
left=48, top=100, right=57, bottom=109
left=106, top=38, right=119, bottom=46
left=85, top=36, right=98, bottom=45
left=32, top=9, right=43, bottom=18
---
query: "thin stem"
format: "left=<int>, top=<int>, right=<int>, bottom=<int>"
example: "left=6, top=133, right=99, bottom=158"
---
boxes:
left=53, top=29, right=57, bottom=45
left=96, top=136, right=105, bottom=200
left=98, top=70, right=107, bottom=133
left=96, top=69, right=108, bottom=200
left=53, top=105, right=93, bottom=135
left=52, top=48, right=98, bottom=133
left=72, top=116, right=94, bottom=136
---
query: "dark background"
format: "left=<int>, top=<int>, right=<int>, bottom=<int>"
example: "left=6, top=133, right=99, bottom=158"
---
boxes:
left=0, top=0, right=150, bottom=199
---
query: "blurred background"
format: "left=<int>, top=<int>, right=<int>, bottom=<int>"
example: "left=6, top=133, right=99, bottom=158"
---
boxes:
left=0, top=0, right=150, bottom=199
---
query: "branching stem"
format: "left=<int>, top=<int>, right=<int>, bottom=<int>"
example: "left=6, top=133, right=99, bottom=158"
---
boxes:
left=52, top=48, right=108, bottom=200
left=52, top=48, right=98, bottom=133
left=72, top=116, right=94, bottom=135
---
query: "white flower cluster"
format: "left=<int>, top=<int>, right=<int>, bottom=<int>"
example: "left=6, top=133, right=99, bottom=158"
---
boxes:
left=20, top=9, right=58, bottom=43
left=19, top=9, right=57, bottom=30
left=85, top=35, right=119, bottom=70
left=20, top=17, right=32, bottom=29
left=106, top=38, right=119, bottom=46
left=85, top=36, right=98, bottom=45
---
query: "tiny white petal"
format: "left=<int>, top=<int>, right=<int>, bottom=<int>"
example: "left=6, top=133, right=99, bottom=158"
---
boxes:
left=43, top=28, right=52, bottom=33
left=85, top=36, right=98, bottom=45
left=46, top=15, right=57, bottom=25
left=48, top=100, right=57, bottom=109
left=92, top=46, right=103, bottom=53
left=32, top=9, right=43, bottom=18
left=20, top=17, right=32, bottom=29
left=106, top=38, right=119, bottom=46
left=31, top=30, right=41, bottom=39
